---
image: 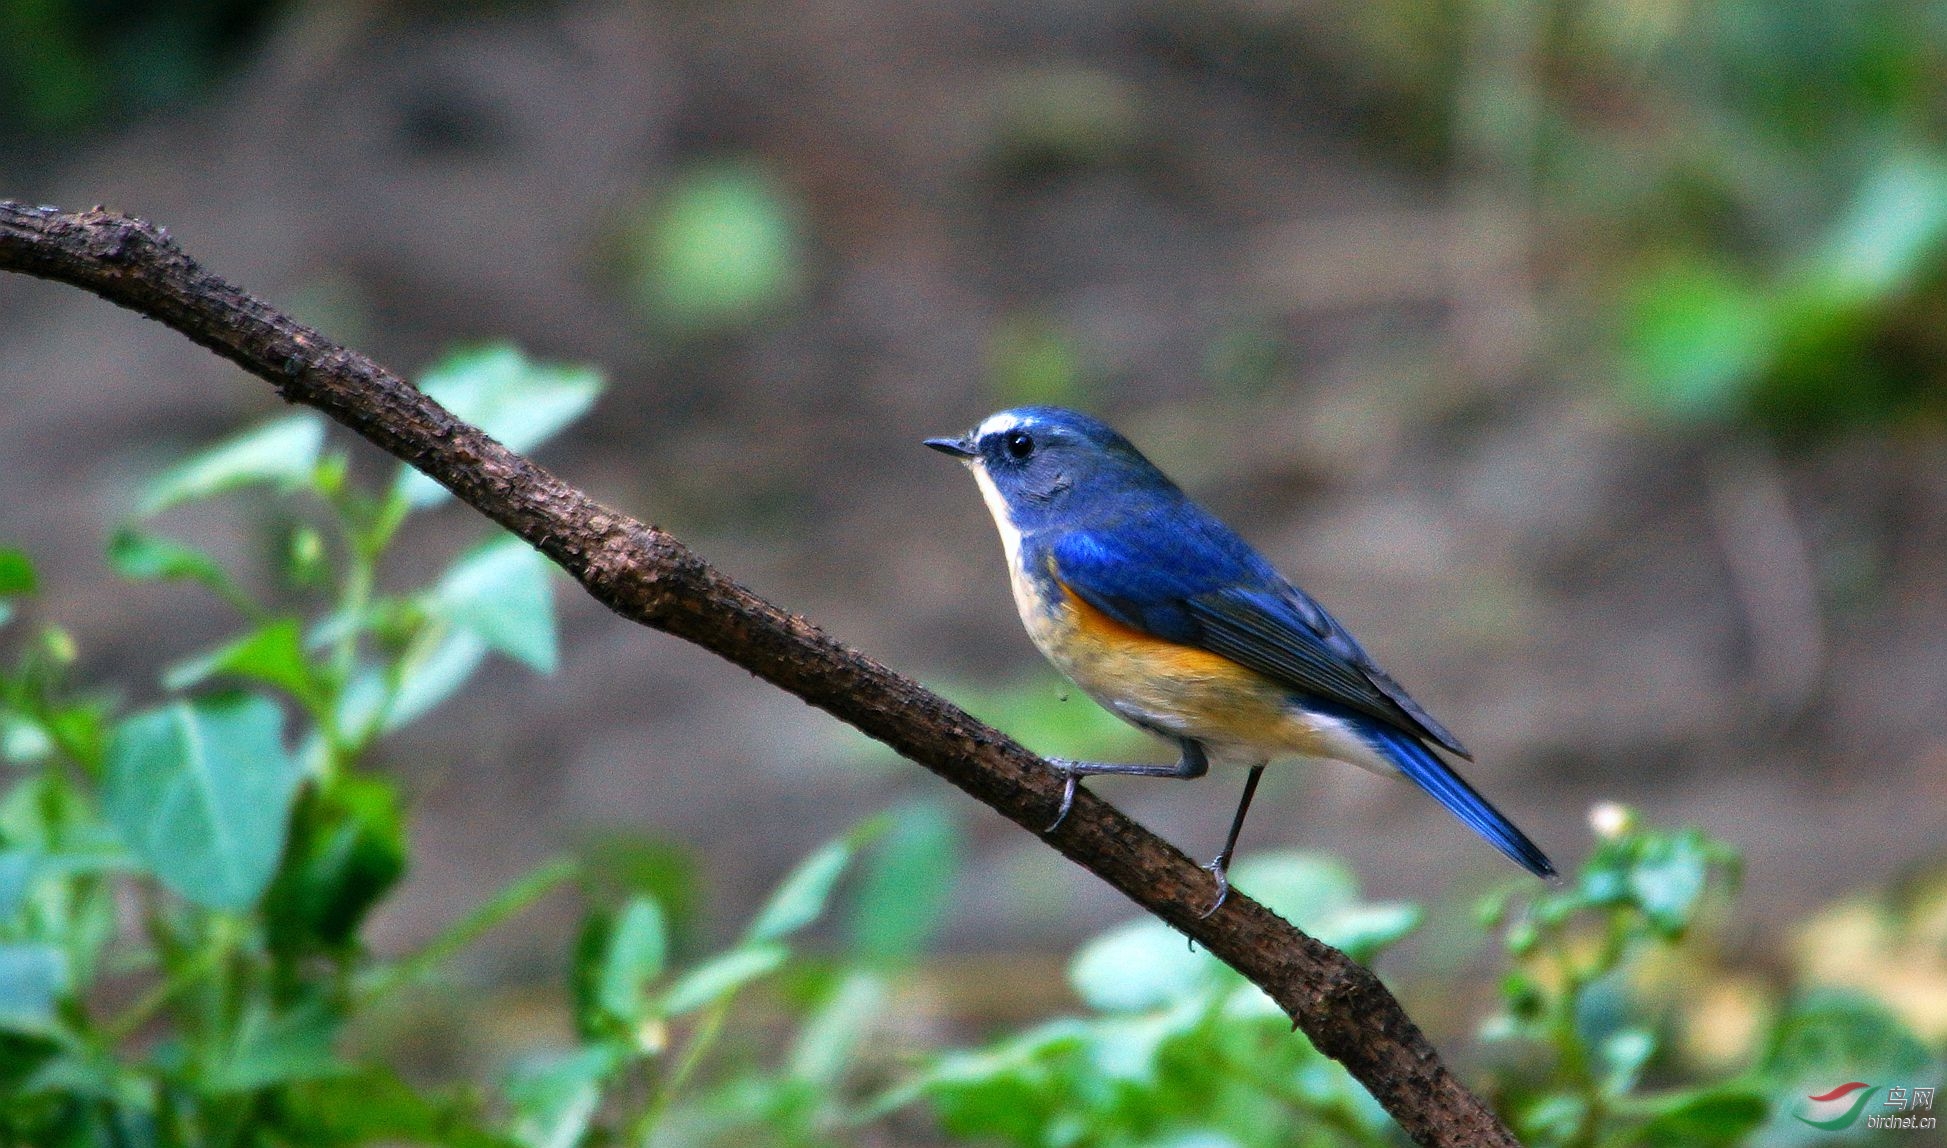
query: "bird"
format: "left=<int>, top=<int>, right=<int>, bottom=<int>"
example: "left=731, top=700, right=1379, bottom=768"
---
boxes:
left=925, top=406, right=1555, bottom=913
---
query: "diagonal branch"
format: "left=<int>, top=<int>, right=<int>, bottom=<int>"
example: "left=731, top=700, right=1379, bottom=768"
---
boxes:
left=0, top=201, right=1522, bottom=1148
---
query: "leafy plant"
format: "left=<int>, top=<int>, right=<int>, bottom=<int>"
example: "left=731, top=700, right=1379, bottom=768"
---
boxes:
left=877, top=808, right=1941, bottom=1148
left=1479, top=805, right=1758, bottom=1147
left=1482, top=805, right=1947, bottom=1147
left=0, top=353, right=980, bottom=1145
left=883, top=852, right=1421, bottom=1148
left=0, top=344, right=605, bottom=1144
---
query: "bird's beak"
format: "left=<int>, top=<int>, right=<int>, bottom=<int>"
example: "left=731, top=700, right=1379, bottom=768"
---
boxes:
left=924, top=435, right=976, bottom=459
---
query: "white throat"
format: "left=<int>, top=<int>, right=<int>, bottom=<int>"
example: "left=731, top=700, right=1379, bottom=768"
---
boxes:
left=968, top=461, right=1025, bottom=572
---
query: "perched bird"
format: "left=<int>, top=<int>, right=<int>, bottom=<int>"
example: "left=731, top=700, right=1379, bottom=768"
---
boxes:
left=926, top=406, right=1554, bottom=912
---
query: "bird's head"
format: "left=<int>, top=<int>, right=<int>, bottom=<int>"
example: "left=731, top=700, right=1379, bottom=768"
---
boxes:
left=925, top=406, right=1174, bottom=534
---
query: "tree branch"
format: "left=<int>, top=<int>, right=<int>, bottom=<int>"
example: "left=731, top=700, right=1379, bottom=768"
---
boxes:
left=0, top=202, right=1522, bottom=1148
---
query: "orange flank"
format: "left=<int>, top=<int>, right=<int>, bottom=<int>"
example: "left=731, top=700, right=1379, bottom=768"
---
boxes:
left=1059, top=583, right=1241, bottom=679
left=1032, top=580, right=1344, bottom=759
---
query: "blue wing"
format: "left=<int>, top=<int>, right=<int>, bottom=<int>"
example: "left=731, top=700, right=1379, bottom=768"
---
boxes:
left=1043, top=508, right=1471, bottom=758
left=1037, top=504, right=1554, bottom=879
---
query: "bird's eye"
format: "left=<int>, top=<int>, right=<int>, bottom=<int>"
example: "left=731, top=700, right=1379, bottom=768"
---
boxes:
left=1004, top=430, right=1035, bottom=459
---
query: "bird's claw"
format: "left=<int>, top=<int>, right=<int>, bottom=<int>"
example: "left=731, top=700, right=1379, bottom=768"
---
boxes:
left=1198, top=856, right=1233, bottom=919
left=1045, top=759, right=1079, bottom=833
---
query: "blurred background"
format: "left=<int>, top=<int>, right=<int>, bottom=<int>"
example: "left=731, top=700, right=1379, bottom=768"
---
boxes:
left=3, top=0, right=1945, bottom=1100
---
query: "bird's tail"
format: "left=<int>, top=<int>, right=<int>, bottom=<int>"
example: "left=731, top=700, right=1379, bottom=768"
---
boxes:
left=1357, top=720, right=1557, bottom=879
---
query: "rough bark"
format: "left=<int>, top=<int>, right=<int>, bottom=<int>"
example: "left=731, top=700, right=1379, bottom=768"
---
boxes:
left=0, top=201, right=1523, bottom=1148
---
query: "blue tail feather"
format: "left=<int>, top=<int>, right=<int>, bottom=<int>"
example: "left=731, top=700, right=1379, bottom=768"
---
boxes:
left=1357, top=720, right=1556, bottom=879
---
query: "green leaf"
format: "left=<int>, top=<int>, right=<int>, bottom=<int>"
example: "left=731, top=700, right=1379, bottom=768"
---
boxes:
left=330, top=661, right=391, bottom=743
left=0, top=944, right=66, bottom=1035
left=745, top=836, right=856, bottom=945
left=1634, top=1087, right=1769, bottom=1147
left=164, top=618, right=318, bottom=704
left=36, top=839, right=133, bottom=882
left=141, top=413, right=326, bottom=514
left=11, top=1042, right=146, bottom=1108
left=846, top=801, right=963, bottom=963
left=395, top=345, right=603, bottom=509
left=661, top=944, right=789, bottom=1017
left=1, top=717, right=53, bottom=764
left=105, top=528, right=236, bottom=599
left=634, top=160, right=804, bottom=332
left=789, top=970, right=889, bottom=1085
left=284, top=1069, right=508, bottom=1148
left=425, top=537, right=557, bottom=673
left=1226, top=851, right=1359, bottom=927
left=0, top=851, right=39, bottom=920
left=265, top=778, right=408, bottom=956
left=102, top=694, right=304, bottom=911
left=574, top=895, right=668, bottom=1038
left=364, top=858, right=577, bottom=1000
left=599, top=897, right=668, bottom=1014
left=1070, top=919, right=1218, bottom=1012
left=1763, top=989, right=1934, bottom=1083
left=1629, top=832, right=1712, bottom=937
left=1816, top=154, right=1947, bottom=301
left=1619, top=257, right=1775, bottom=420
left=940, top=674, right=1146, bottom=762
left=0, top=549, right=36, bottom=596
left=1311, top=902, right=1424, bottom=962
left=884, top=1018, right=1090, bottom=1133
left=1520, top=1094, right=1590, bottom=1143
left=1071, top=1005, right=1205, bottom=1086
left=201, top=994, right=347, bottom=1093
left=383, top=630, right=491, bottom=732
left=43, top=702, right=111, bottom=773
left=1601, top=1028, right=1656, bottom=1096
left=506, top=1044, right=622, bottom=1148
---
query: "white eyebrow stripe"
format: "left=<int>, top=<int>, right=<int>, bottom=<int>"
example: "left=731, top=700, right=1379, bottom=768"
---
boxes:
left=973, top=411, right=1030, bottom=440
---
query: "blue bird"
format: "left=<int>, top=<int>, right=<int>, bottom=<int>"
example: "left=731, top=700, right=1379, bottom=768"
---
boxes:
left=926, top=406, right=1555, bottom=912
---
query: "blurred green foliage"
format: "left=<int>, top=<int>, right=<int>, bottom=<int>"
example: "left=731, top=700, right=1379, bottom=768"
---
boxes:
left=7, top=1, right=1947, bottom=1140
left=1615, top=155, right=1947, bottom=432
left=0, top=0, right=281, bottom=137
left=1514, top=0, right=1947, bottom=433
left=939, top=673, right=1148, bottom=764
left=877, top=810, right=1942, bottom=1148
left=1172, top=0, right=1947, bottom=434
left=626, top=160, right=806, bottom=335
left=989, top=311, right=1092, bottom=409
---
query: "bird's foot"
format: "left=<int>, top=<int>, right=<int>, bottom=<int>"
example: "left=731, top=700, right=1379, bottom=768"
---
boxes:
left=1044, top=759, right=1081, bottom=833
left=1198, top=855, right=1233, bottom=919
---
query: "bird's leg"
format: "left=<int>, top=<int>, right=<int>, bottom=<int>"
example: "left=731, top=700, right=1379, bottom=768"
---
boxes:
left=1044, top=739, right=1209, bottom=832
left=1199, top=763, right=1267, bottom=918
